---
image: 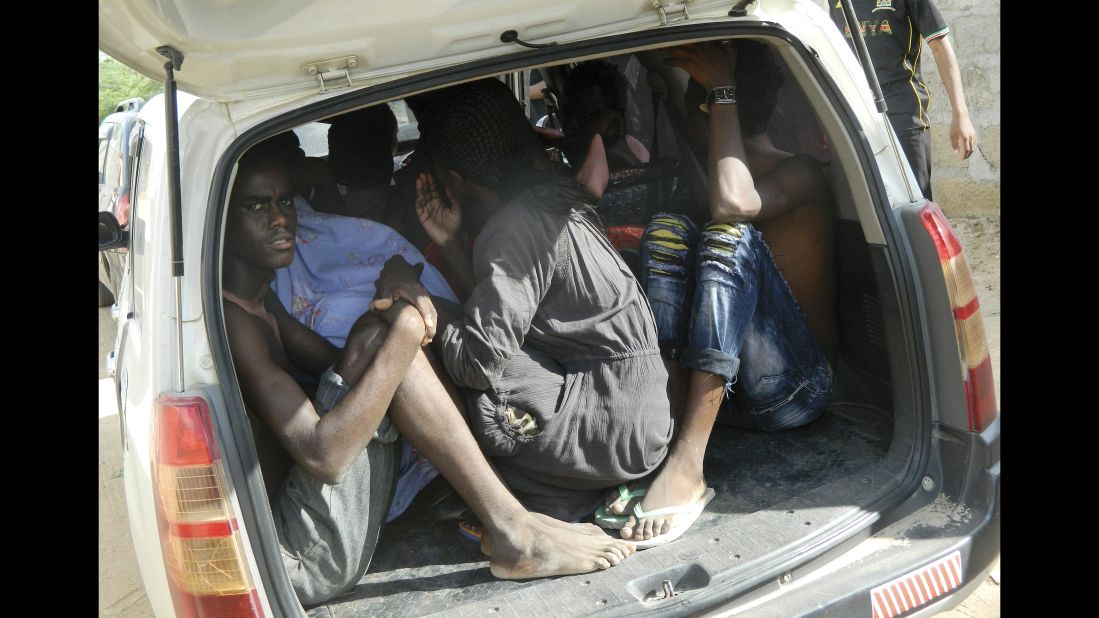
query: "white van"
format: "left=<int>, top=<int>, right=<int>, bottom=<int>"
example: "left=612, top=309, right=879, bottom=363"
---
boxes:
left=98, top=1, right=999, bottom=616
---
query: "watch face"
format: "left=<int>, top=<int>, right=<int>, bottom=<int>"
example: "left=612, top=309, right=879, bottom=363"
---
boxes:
left=707, top=87, right=737, bottom=105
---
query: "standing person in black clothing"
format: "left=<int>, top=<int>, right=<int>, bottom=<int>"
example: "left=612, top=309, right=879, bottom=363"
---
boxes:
left=830, top=0, right=977, bottom=199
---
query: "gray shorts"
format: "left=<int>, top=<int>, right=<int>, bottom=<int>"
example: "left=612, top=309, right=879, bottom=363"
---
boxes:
left=272, top=366, right=400, bottom=606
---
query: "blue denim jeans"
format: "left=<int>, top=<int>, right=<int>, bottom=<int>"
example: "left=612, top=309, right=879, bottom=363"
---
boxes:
left=640, top=213, right=833, bottom=432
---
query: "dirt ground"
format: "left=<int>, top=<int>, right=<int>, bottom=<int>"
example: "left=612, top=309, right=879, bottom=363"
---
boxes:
left=96, top=216, right=1000, bottom=617
left=99, top=307, right=152, bottom=617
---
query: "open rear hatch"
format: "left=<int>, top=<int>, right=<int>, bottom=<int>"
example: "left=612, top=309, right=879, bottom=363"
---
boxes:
left=101, top=0, right=943, bottom=614
left=99, top=0, right=747, bottom=102
left=267, top=34, right=927, bottom=616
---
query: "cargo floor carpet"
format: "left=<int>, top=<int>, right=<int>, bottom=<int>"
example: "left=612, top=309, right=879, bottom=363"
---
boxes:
left=311, top=402, right=890, bottom=617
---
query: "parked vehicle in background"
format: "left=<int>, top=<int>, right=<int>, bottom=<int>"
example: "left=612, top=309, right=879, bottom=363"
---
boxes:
left=115, top=97, right=146, bottom=113
left=98, top=1, right=998, bottom=616
left=98, top=102, right=143, bottom=306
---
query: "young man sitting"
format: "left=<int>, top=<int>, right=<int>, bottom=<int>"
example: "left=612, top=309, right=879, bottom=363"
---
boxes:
left=222, top=147, right=635, bottom=606
left=605, top=41, right=839, bottom=545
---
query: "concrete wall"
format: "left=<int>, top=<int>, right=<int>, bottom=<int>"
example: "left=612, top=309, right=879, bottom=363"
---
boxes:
left=812, top=0, right=1000, bottom=216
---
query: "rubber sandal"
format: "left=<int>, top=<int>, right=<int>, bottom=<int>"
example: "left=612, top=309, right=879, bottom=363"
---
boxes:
left=594, top=484, right=647, bottom=530
left=457, top=510, right=484, bottom=543
left=628, top=487, right=716, bottom=550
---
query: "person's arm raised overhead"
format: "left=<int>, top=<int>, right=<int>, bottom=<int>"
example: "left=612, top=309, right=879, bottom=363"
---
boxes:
left=666, top=43, right=761, bottom=223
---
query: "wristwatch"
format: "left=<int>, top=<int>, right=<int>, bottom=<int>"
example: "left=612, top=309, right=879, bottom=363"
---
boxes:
left=706, top=86, right=738, bottom=106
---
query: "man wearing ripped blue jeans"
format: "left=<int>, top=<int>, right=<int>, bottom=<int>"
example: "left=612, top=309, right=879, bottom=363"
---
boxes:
left=604, top=40, right=839, bottom=545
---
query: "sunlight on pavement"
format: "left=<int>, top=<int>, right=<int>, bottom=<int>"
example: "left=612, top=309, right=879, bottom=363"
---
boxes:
left=100, top=378, right=117, bottom=419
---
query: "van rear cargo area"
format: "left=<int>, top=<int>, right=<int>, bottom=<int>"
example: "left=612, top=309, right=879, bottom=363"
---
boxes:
left=312, top=399, right=891, bottom=616
left=239, top=41, right=918, bottom=616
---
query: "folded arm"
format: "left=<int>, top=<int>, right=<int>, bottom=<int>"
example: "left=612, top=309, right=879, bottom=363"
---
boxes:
left=229, top=299, right=426, bottom=484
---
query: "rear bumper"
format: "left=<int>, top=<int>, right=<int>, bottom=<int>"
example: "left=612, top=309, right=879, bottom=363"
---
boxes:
left=706, top=416, right=1000, bottom=617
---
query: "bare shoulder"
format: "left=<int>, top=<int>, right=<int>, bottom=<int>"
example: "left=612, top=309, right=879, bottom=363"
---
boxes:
left=768, top=153, right=830, bottom=207
left=224, top=301, right=272, bottom=363
left=263, top=289, right=300, bottom=328
left=773, top=154, right=828, bottom=189
left=225, top=301, right=298, bottom=388
left=262, top=289, right=339, bottom=374
left=224, top=298, right=318, bottom=441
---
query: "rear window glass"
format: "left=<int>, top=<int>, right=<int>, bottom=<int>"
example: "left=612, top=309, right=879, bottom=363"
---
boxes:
left=292, top=101, right=419, bottom=158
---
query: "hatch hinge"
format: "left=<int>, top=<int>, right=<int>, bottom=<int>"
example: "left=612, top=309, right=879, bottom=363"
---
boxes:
left=650, top=0, right=693, bottom=26
left=304, top=55, right=359, bottom=93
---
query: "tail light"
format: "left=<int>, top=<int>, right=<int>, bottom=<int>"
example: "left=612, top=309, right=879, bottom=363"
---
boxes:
left=918, top=202, right=998, bottom=432
left=153, top=395, right=264, bottom=618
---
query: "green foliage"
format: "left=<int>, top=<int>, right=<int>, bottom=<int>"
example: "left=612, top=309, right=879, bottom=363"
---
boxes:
left=99, top=57, right=161, bottom=124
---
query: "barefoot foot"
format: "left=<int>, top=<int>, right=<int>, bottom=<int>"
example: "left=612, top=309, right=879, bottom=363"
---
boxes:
left=469, top=511, right=606, bottom=559
left=489, top=515, right=636, bottom=579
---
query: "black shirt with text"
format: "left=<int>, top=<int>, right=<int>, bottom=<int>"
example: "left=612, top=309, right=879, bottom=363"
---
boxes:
left=830, top=0, right=949, bottom=131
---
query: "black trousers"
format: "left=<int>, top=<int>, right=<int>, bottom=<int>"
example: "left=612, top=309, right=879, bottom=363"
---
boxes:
left=892, top=125, right=933, bottom=201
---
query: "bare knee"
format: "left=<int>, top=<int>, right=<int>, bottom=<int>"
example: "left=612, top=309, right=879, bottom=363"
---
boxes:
left=337, top=314, right=389, bottom=383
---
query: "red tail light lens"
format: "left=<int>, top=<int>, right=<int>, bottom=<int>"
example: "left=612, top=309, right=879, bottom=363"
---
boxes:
left=918, top=203, right=998, bottom=432
left=157, top=399, right=221, bottom=466
left=153, top=394, right=264, bottom=618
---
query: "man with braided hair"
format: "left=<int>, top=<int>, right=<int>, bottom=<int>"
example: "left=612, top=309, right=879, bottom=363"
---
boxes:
left=420, top=78, right=676, bottom=527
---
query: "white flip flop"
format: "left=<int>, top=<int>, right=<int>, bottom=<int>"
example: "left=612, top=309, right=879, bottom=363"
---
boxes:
left=628, top=487, right=716, bottom=550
